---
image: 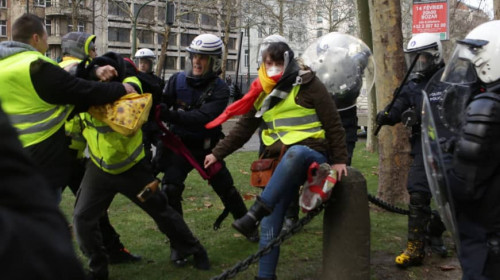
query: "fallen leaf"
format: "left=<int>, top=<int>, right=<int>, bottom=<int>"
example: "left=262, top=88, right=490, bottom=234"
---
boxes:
left=243, top=193, right=256, bottom=200
left=233, top=233, right=242, bottom=238
left=439, top=265, right=456, bottom=271
left=204, top=202, right=213, bottom=208
left=186, top=196, right=196, bottom=201
left=239, top=169, right=249, bottom=175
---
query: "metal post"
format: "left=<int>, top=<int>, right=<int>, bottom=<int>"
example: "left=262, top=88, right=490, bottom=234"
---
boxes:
left=131, top=0, right=155, bottom=57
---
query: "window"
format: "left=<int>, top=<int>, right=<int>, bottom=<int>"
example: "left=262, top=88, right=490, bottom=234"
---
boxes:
left=180, top=11, right=197, bottom=24
left=34, top=0, right=45, bottom=7
left=138, top=29, right=153, bottom=44
left=158, top=7, right=166, bottom=22
left=180, top=33, right=197, bottom=47
left=201, top=14, right=216, bottom=26
left=108, top=1, right=129, bottom=17
left=0, top=20, right=6, bottom=37
left=78, top=21, right=84, bottom=32
left=45, top=19, right=52, bottom=36
left=108, top=27, right=130, bottom=42
left=227, top=37, right=236, bottom=50
left=0, top=0, right=7, bottom=8
left=166, top=56, right=177, bottom=70
left=134, top=4, right=155, bottom=20
left=244, top=49, right=248, bottom=67
left=67, top=0, right=85, bottom=8
left=45, top=0, right=51, bottom=7
left=180, top=56, right=185, bottom=69
left=226, top=59, right=236, bottom=72
left=168, top=32, right=176, bottom=46
left=317, top=29, right=323, bottom=38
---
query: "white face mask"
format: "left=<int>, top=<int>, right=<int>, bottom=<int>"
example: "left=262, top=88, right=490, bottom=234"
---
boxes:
left=266, top=66, right=282, bottom=77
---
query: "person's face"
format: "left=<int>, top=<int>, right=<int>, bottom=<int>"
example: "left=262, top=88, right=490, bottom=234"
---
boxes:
left=264, top=55, right=284, bottom=76
left=191, top=54, right=210, bottom=76
left=89, top=46, right=97, bottom=59
left=138, top=58, right=152, bottom=73
left=33, top=28, right=48, bottom=54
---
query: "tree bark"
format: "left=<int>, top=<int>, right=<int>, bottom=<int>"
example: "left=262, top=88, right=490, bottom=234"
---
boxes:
left=156, top=26, right=170, bottom=77
left=355, top=0, right=377, bottom=153
left=495, top=0, right=500, bottom=20
left=369, top=0, right=411, bottom=204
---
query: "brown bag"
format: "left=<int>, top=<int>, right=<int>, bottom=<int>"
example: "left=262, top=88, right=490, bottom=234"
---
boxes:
left=250, top=146, right=287, bottom=188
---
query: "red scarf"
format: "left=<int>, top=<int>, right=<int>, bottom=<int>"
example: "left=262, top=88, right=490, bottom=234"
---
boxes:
left=205, top=74, right=281, bottom=129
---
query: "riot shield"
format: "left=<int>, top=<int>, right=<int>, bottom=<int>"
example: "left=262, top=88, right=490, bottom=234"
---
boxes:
left=301, top=32, right=375, bottom=111
left=421, top=93, right=461, bottom=252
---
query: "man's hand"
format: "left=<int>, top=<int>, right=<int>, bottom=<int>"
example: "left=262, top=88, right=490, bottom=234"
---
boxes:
left=157, top=103, right=179, bottom=123
left=123, top=83, right=136, bottom=94
left=376, top=111, right=391, bottom=126
left=332, top=163, right=347, bottom=181
left=96, top=65, right=118, bottom=82
left=204, top=154, right=218, bottom=169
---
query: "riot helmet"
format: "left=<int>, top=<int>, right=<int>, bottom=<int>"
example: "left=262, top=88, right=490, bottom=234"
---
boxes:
left=442, top=20, right=500, bottom=86
left=257, top=34, right=287, bottom=68
left=404, top=33, right=443, bottom=78
left=301, top=32, right=375, bottom=110
left=61, top=32, right=96, bottom=60
left=185, top=34, right=223, bottom=79
left=134, top=48, right=155, bottom=73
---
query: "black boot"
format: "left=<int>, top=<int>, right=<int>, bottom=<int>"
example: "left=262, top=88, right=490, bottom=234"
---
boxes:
left=426, top=210, right=448, bottom=257
left=395, top=192, right=431, bottom=268
left=232, top=196, right=272, bottom=239
left=255, top=276, right=277, bottom=280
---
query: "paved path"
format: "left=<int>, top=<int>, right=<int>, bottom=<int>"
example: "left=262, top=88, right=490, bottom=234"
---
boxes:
left=221, top=118, right=260, bottom=152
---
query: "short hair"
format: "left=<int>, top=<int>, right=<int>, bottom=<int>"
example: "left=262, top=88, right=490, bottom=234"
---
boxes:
left=261, top=42, right=292, bottom=64
left=12, top=14, right=45, bottom=44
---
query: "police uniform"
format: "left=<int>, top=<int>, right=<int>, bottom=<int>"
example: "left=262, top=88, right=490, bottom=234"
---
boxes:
left=159, top=72, right=248, bottom=221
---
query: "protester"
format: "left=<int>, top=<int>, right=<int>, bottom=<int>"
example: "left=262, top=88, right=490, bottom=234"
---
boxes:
left=156, top=34, right=253, bottom=251
left=59, top=31, right=141, bottom=264
left=0, top=14, right=134, bottom=202
left=204, top=41, right=348, bottom=279
left=440, top=20, right=500, bottom=280
left=0, top=101, right=86, bottom=280
left=72, top=55, right=210, bottom=280
left=376, top=33, right=449, bottom=267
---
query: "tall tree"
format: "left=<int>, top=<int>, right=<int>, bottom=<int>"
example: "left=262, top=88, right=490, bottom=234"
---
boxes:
left=370, top=0, right=411, bottom=204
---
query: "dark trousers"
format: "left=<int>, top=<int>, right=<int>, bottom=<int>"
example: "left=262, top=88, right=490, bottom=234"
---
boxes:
left=74, top=158, right=201, bottom=276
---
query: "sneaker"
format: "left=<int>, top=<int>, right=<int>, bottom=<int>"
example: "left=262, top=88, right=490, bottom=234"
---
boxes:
left=395, top=240, right=425, bottom=268
left=193, top=246, right=210, bottom=270
left=108, top=248, right=142, bottom=264
left=281, top=216, right=298, bottom=234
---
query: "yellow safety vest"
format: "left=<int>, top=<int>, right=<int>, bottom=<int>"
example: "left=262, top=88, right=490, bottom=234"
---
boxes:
left=257, top=85, right=325, bottom=146
left=0, top=51, right=73, bottom=147
left=82, top=76, right=145, bottom=174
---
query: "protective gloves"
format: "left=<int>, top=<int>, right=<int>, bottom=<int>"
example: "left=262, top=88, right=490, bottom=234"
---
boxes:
left=157, top=103, right=179, bottom=123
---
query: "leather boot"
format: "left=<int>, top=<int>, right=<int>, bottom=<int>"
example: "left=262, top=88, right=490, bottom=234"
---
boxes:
left=426, top=210, right=448, bottom=257
left=232, top=196, right=272, bottom=239
left=395, top=192, right=430, bottom=268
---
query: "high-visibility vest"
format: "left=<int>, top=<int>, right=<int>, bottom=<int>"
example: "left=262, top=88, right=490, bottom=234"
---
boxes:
left=257, top=85, right=325, bottom=146
left=82, top=76, right=145, bottom=174
left=0, top=51, right=73, bottom=147
left=59, top=57, right=87, bottom=158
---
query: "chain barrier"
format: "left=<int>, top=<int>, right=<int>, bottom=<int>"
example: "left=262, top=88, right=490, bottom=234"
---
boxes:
left=367, top=193, right=410, bottom=215
left=209, top=202, right=328, bottom=280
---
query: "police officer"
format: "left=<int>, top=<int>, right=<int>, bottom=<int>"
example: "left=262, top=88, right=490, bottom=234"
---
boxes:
left=59, top=31, right=141, bottom=264
left=133, top=48, right=165, bottom=163
left=440, top=20, right=500, bottom=280
left=157, top=34, right=252, bottom=246
left=376, top=33, right=448, bottom=267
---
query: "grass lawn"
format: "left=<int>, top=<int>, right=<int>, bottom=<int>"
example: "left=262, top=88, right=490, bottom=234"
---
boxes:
left=59, top=142, right=414, bottom=280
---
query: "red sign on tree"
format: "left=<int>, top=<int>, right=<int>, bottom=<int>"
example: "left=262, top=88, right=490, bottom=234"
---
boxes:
left=412, top=0, right=449, bottom=40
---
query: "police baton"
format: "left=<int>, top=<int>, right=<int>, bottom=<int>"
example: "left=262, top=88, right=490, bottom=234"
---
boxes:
left=374, top=52, right=421, bottom=136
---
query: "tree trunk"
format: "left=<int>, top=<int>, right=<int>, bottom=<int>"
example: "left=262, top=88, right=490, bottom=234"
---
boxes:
left=369, top=0, right=411, bottom=204
left=495, top=0, right=500, bottom=20
left=355, top=0, right=377, bottom=153
left=156, top=26, right=170, bottom=77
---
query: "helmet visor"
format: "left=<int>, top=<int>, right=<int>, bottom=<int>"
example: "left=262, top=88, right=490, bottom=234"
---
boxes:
left=441, top=44, right=478, bottom=85
left=405, top=51, right=435, bottom=73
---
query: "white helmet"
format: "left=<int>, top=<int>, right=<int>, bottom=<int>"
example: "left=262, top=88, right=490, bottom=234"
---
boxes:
left=257, top=34, right=287, bottom=66
left=134, top=48, right=155, bottom=59
left=186, top=34, right=223, bottom=76
left=404, top=33, right=442, bottom=77
left=442, top=20, right=500, bottom=85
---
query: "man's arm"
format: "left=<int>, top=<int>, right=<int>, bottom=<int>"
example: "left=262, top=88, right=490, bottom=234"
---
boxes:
left=30, top=59, right=127, bottom=106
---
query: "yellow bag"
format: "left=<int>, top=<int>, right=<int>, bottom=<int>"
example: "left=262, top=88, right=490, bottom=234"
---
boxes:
left=88, top=93, right=152, bottom=136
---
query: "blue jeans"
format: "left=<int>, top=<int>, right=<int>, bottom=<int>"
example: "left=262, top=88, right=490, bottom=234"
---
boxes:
left=258, top=145, right=327, bottom=278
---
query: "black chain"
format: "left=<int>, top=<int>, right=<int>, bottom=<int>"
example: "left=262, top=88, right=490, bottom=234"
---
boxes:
left=209, top=202, right=328, bottom=280
left=367, top=193, right=410, bottom=215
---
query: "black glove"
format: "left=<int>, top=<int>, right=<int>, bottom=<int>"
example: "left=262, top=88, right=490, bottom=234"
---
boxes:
left=376, top=111, right=391, bottom=126
left=229, top=84, right=243, bottom=101
left=157, top=103, right=179, bottom=123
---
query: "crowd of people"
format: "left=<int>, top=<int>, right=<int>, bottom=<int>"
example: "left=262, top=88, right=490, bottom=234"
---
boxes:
left=0, top=12, right=499, bottom=280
